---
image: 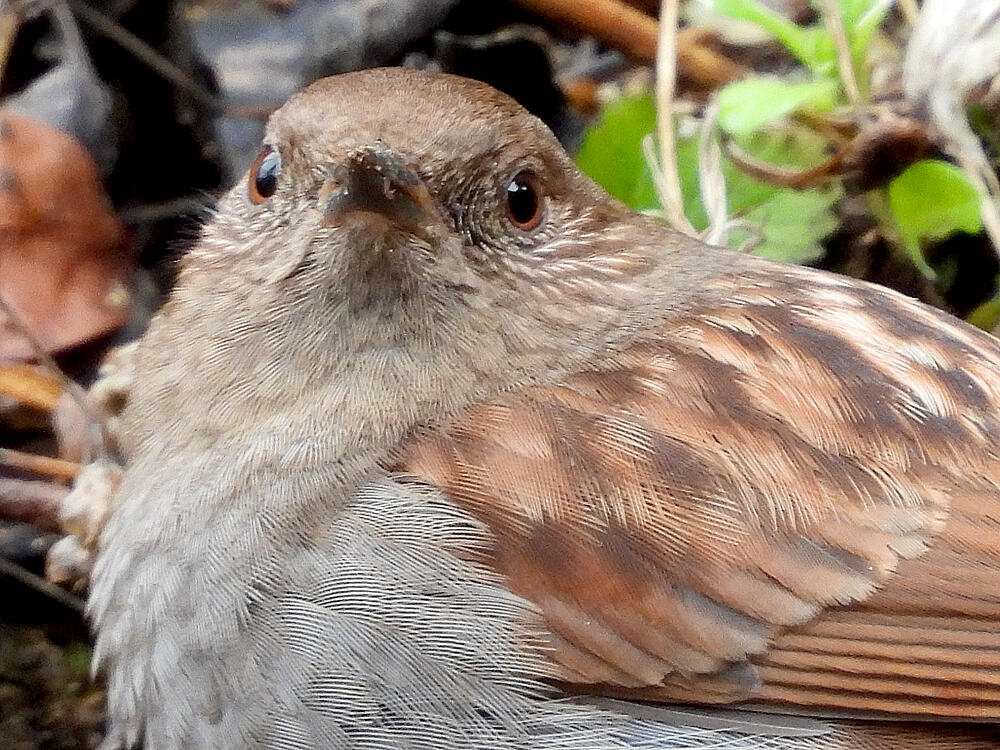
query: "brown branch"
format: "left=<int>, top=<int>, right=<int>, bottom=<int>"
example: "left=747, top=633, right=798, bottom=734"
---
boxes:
left=0, top=291, right=110, bottom=464
left=0, top=557, right=85, bottom=613
left=511, top=0, right=659, bottom=57
left=0, top=476, right=67, bottom=532
left=507, top=0, right=746, bottom=87
left=676, top=28, right=748, bottom=91
left=0, top=363, right=63, bottom=412
left=722, top=116, right=930, bottom=191
left=794, top=110, right=858, bottom=144
left=723, top=136, right=850, bottom=189
left=0, top=448, right=80, bottom=482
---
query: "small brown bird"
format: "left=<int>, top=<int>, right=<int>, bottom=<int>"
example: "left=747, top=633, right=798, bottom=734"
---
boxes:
left=89, top=68, right=1000, bottom=749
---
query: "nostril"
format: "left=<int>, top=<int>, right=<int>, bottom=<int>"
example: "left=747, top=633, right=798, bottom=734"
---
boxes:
left=321, top=144, right=436, bottom=232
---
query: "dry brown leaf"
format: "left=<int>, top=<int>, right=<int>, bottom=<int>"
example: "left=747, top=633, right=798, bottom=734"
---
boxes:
left=0, top=111, right=133, bottom=360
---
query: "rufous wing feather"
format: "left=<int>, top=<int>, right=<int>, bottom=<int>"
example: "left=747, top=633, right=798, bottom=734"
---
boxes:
left=399, top=266, right=1000, bottom=720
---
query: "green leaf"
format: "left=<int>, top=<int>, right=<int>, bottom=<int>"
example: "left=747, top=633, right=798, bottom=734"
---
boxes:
left=575, top=92, right=660, bottom=212
left=675, top=135, right=711, bottom=230
left=686, top=124, right=837, bottom=232
left=717, top=77, right=838, bottom=136
left=732, top=187, right=842, bottom=263
left=838, top=0, right=884, bottom=29
left=710, top=0, right=836, bottom=74
left=967, top=289, right=1000, bottom=331
left=847, top=0, right=892, bottom=76
left=888, top=160, right=982, bottom=274
left=725, top=125, right=837, bottom=212
left=64, top=643, right=93, bottom=680
left=576, top=92, right=843, bottom=262
left=574, top=92, right=714, bottom=227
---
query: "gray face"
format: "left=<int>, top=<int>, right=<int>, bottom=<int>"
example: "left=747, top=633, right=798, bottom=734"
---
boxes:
left=207, top=67, right=636, bottom=322
left=108, top=69, right=702, bottom=470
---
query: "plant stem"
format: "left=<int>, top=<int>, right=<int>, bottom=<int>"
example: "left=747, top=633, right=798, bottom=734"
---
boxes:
left=653, top=0, right=696, bottom=235
left=817, top=0, right=865, bottom=114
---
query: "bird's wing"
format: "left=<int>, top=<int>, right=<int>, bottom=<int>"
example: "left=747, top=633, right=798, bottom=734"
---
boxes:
left=399, top=266, right=1000, bottom=720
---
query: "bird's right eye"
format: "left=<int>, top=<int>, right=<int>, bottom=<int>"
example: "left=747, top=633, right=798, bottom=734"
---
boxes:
left=505, top=170, right=545, bottom=232
left=249, top=147, right=281, bottom=204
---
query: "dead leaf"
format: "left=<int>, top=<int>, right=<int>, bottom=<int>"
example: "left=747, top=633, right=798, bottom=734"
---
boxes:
left=0, top=111, right=133, bottom=360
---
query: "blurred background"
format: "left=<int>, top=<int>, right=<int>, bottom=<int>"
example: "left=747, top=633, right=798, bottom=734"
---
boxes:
left=2, top=0, right=999, bottom=746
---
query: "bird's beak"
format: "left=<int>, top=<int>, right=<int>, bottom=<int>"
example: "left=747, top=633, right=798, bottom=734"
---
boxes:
left=321, top=143, right=436, bottom=233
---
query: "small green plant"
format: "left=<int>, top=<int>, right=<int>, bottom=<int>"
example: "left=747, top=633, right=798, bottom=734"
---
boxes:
left=887, top=159, right=983, bottom=275
left=576, top=89, right=843, bottom=263
left=712, top=0, right=891, bottom=83
left=575, top=0, right=986, bottom=311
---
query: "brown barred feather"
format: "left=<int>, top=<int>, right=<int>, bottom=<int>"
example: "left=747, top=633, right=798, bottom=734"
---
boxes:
left=400, top=264, right=1000, bottom=720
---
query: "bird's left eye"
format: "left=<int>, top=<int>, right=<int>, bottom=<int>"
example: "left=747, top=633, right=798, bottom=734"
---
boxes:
left=505, top=171, right=545, bottom=231
left=249, top=146, right=281, bottom=204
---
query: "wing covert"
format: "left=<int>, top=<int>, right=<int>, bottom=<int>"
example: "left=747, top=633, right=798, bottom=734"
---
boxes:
left=400, top=267, right=1000, bottom=717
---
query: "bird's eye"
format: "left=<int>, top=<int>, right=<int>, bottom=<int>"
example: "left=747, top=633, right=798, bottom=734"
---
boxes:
left=505, top=171, right=544, bottom=231
left=249, top=147, right=281, bottom=204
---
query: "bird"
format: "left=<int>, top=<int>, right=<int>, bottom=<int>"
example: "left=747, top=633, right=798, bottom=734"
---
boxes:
left=87, top=67, right=1000, bottom=749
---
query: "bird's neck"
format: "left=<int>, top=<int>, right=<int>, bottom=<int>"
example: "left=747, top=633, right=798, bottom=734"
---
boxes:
left=119, top=222, right=753, bottom=473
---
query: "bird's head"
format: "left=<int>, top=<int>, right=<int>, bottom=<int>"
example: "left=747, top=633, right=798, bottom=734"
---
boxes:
left=198, top=68, right=705, bottom=341
left=133, top=68, right=733, bottom=452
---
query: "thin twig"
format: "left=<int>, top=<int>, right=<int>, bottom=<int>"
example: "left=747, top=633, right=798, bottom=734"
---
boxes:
left=0, top=556, right=85, bottom=613
left=0, top=363, right=63, bottom=411
left=722, top=135, right=850, bottom=188
left=0, top=293, right=109, bottom=464
left=653, top=0, right=696, bottom=235
left=506, top=0, right=746, bottom=87
left=675, top=28, right=748, bottom=91
left=0, top=448, right=80, bottom=481
left=509, top=0, right=660, bottom=59
left=68, top=0, right=249, bottom=116
left=729, top=218, right=766, bottom=254
left=0, top=476, right=66, bottom=531
left=698, top=98, right=728, bottom=246
left=795, top=110, right=858, bottom=143
left=817, top=0, right=865, bottom=114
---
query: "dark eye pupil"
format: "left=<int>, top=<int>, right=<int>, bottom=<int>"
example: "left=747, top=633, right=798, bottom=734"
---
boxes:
left=255, top=151, right=281, bottom=199
left=506, top=176, right=539, bottom=227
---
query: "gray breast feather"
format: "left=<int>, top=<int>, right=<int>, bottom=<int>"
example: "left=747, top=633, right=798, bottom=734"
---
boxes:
left=98, top=474, right=856, bottom=749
